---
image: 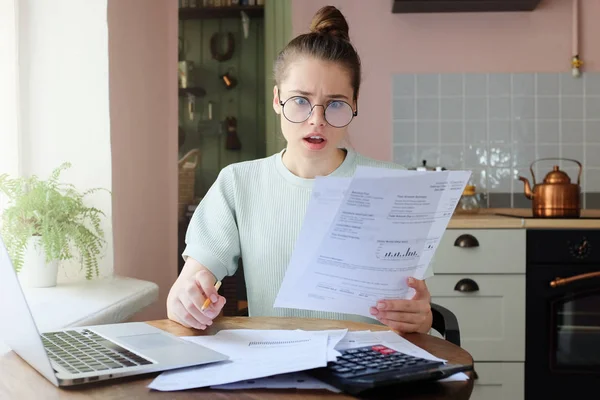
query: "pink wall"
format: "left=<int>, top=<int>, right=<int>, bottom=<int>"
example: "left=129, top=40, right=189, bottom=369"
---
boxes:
left=108, top=0, right=178, bottom=321
left=291, top=0, right=600, bottom=161
left=103, top=0, right=598, bottom=322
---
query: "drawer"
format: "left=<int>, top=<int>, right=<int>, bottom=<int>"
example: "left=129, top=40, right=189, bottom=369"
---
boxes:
left=428, top=274, right=525, bottom=361
left=430, top=229, right=525, bottom=274
left=470, top=362, right=524, bottom=400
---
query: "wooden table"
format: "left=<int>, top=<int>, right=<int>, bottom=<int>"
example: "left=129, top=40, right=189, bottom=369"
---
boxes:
left=0, top=317, right=474, bottom=399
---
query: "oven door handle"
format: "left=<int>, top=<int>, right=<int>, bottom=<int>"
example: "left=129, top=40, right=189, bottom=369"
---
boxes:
left=550, top=271, right=600, bottom=288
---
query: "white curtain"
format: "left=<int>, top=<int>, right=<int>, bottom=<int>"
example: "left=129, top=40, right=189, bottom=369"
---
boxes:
left=0, top=0, right=20, bottom=214
left=6, top=0, right=114, bottom=281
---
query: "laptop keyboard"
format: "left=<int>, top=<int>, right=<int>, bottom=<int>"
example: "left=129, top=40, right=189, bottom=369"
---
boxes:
left=41, top=329, right=153, bottom=374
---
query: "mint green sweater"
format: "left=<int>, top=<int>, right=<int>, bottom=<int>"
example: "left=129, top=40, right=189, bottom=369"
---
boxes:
left=183, top=147, right=434, bottom=324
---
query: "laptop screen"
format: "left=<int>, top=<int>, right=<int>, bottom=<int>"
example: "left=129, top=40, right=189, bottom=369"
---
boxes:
left=0, top=235, right=59, bottom=386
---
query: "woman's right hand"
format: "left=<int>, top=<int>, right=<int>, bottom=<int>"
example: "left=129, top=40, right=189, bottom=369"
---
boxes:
left=167, top=267, right=226, bottom=330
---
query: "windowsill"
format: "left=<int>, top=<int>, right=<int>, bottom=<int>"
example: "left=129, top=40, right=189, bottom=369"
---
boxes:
left=1, top=275, right=159, bottom=354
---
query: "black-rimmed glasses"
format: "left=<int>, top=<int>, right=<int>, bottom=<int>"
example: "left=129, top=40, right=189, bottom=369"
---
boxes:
left=279, top=95, right=357, bottom=128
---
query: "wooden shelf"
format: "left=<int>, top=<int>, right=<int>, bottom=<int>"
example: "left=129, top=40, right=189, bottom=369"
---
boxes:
left=179, top=5, right=264, bottom=20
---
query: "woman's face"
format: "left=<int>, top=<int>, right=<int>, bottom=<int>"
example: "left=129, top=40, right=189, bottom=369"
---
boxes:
left=273, top=57, right=356, bottom=159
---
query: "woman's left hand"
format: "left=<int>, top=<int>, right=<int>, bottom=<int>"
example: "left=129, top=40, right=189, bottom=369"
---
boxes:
left=369, top=277, right=433, bottom=334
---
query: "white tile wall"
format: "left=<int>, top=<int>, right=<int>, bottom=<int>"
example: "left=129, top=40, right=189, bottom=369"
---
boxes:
left=392, top=72, right=600, bottom=207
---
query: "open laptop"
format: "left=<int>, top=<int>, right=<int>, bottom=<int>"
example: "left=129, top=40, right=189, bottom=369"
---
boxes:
left=0, top=235, right=228, bottom=386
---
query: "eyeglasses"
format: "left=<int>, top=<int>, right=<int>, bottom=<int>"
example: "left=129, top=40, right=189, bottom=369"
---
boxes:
left=279, top=95, right=358, bottom=128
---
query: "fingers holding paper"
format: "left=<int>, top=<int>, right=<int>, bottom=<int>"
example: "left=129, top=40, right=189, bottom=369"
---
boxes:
left=369, top=277, right=433, bottom=334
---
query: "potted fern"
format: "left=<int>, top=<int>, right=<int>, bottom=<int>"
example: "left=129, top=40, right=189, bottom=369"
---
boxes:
left=0, top=162, right=109, bottom=287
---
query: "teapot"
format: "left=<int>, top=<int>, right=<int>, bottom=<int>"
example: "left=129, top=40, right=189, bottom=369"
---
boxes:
left=518, top=158, right=582, bottom=218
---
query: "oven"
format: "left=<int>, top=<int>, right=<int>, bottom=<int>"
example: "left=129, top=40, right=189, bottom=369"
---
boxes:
left=526, top=229, right=600, bottom=399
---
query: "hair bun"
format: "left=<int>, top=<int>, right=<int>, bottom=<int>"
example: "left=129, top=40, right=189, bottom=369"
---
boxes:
left=309, top=6, right=350, bottom=41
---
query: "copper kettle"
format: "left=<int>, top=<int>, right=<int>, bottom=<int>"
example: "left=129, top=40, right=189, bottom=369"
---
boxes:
left=518, top=158, right=582, bottom=218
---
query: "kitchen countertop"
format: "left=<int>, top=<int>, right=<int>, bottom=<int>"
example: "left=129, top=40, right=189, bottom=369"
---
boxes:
left=448, top=208, right=600, bottom=229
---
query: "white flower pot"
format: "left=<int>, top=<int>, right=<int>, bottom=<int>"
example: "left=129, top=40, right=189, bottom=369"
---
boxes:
left=18, top=236, right=59, bottom=288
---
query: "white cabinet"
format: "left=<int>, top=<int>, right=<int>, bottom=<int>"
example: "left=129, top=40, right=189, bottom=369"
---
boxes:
left=428, top=275, right=525, bottom=361
left=430, top=229, right=525, bottom=274
left=428, top=228, right=525, bottom=400
left=470, top=362, right=525, bottom=400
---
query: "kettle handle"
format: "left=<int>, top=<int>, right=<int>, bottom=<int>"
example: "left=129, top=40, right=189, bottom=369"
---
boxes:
left=529, top=158, right=582, bottom=185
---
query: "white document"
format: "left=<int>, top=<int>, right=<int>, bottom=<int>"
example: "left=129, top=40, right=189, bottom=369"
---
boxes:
left=372, top=330, right=446, bottom=362
left=147, top=329, right=328, bottom=391
left=210, top=371, right=342, bottom=392
left=334, top=330, right=445, bottom=361
left=275, top=168, right=471, bottom=319
left=294, top=328, right=348, bottom=361
left=275, top=176, right=351, bottom=308
left=320, top=328, right=348, bottom=361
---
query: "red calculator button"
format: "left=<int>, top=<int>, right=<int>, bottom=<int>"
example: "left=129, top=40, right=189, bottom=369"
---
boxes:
left=381, top=348, right=396, bottom=355
left=372, top=345, right=386, bottom=351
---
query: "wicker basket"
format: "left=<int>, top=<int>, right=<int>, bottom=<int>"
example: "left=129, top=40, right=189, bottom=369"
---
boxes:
left=178, top=148, right=201, bottom=221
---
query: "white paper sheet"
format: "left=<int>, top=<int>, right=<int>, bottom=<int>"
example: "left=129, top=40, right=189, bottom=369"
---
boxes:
left=275, top=176, right=351, bottom=309
left=320, top=328, right=347, bottom=361
left=294, top=328, right=348, bottom=361
left=372, top=330, right=446, bottom=362
left=275, top=168, right=471, bottom=319
left=211, top=371, right=341, bottom=392
left=147, top=329, right=329, bottom=391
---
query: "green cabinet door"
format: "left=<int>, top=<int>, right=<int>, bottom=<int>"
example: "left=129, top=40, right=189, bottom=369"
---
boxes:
left=264, top=0, right=292, bottom=157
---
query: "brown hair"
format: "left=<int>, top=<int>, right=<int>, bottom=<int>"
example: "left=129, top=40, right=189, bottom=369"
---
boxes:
left=273, top=6, right=361, bottom=101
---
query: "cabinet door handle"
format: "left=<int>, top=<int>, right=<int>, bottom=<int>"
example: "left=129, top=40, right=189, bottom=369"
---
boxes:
left=454, top=278, right=479, bottom=293
left=454, top=234, right=479, bottom=248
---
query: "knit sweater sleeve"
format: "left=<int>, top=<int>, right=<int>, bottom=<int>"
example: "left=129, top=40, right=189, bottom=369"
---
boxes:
left=182, top=166, right=240, bottom=281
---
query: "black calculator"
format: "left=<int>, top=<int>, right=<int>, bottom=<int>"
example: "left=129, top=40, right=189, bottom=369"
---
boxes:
left=306, top=344, right=472, bottom=396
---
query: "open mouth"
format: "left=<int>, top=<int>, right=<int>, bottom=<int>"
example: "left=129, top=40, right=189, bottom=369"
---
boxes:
left=304, top=136, right=325, bottom=144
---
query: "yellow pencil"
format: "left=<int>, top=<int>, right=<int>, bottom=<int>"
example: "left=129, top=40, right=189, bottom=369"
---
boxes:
left=201, top=281, right=222, bottom=311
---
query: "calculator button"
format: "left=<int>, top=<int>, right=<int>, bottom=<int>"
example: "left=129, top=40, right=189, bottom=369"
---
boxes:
left=371, top=345, right=386, bottom=351
left=380, top=348, right=396, bottom=355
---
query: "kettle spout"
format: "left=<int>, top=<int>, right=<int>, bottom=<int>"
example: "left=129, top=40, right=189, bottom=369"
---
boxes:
left=518, top=176, right=533, bottom=199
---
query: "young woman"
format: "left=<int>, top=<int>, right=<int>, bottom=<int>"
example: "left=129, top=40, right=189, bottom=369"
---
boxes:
left=167, top=6, right=433, bottom=334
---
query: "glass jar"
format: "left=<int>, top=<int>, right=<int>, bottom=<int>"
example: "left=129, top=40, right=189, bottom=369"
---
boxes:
left=455, top=185, right=481, bottom=214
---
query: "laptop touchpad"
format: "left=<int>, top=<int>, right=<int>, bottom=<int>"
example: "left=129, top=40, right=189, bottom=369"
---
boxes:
left=117, top=333, right=185, bottom=350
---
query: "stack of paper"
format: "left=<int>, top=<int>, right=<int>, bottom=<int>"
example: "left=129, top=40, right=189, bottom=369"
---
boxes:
left=147, top=328, right=468, bottom=392
left=147, top=328, right=345, bottom=391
